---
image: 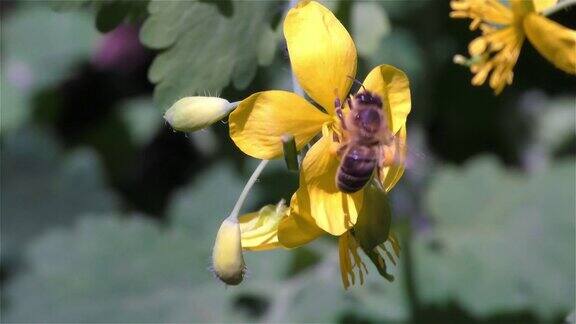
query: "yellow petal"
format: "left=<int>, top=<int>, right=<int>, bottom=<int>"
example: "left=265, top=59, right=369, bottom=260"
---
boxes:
left=532, top=0, right=557, bottom=13
left=284, top=0, right=357, bottom=114
left=239, top=204, right=287, bottom=251
left=450, top=0, right=514, bottom=26
left=229, top=90, right=330, bottom=159
left=299, top=126, right=363, bottom=235
left=379, top=126, right=407, bottom=192
left=523, top=13, right=576, bottom=75
left=277, top=190, right=325, bottom=248
left=362, top=65, right=411, bottom=134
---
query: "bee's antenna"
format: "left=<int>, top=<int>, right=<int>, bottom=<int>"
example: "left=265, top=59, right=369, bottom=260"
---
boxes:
left=346, top=75, right=367, bottom=92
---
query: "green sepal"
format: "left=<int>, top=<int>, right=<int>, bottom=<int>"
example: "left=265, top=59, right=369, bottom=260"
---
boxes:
left=281, top=134, right=299, bottom=172
left=353, top=184, right=392, bottom=252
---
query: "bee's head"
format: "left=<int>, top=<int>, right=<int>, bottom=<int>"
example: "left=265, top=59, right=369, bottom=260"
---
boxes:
left=352, top=106, right=382, bottom=135
left=354, top=92, right=382, bottom=108
left=350, top=92, right=384, bottom=135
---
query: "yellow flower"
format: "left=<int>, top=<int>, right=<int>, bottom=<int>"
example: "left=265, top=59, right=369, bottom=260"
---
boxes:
left=229, top=0, right=411, bottom=237
left=239, top=202, right=287, bottom=251
left=238, top=185, right=400, bottom=289
left=451, top=0, right=576, bottom=94
left=229, top=1, right=409, bottom=288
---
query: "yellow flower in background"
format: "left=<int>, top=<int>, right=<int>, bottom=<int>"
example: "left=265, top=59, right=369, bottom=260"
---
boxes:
left=229, top=1, right=411, bottom=237
left=451, top=0, right=576, bottom=94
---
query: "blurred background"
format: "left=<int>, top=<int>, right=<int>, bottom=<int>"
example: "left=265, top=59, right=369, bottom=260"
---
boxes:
left=1, top=0, right=574, bottom=322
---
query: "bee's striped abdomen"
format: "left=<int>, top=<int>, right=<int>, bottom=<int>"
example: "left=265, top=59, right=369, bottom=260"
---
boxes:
left=337, top=145, right=376, bottom=193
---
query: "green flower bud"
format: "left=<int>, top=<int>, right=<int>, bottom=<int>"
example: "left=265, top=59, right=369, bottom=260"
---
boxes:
left=164, top=96, right=232, bottom=132
left=212, top=218, right=245, bottom=285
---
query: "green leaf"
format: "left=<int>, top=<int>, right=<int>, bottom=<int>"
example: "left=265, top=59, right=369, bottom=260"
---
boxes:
left=95, top=0, right=149, bottom=33
left=2, top=215, right=243, bottom=323
left=50, top=0, right=149, bottom=33
left=416, top=156, right=576, bottom=320
left=0, top=128, right=119, bottom=262
left=140, top=0, right=282, bottom=110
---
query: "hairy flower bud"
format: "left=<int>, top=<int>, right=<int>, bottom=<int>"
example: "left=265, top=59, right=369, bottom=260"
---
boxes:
left=164, top=96, right=232, bottom=132
left=211, top=218, right=245, bottom=285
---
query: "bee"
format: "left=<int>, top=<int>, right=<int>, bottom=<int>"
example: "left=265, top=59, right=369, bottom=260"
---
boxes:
left=334, top=90, right=401, bottom=193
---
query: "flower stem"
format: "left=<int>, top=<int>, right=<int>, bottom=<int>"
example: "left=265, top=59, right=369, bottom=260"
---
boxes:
left=402, top=224, right=421, bottom=321
left=226, top=101, right=240, bottom=112
left=228, top=159, right=269, bottom=222
left=543, top=0, right=576, bottom=16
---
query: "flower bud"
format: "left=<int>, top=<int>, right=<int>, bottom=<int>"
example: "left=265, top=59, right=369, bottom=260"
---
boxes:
left=164, top=96, right=232, bottom=132
left=212, top=218, right=245, bottom=285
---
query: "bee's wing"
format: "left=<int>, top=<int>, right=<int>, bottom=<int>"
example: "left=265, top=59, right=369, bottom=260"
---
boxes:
left=378, top=129, right=406, bottom=191
left=378, top=128, right=427, bottom=190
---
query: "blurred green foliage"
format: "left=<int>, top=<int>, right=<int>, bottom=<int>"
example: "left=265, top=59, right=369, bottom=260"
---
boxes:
left=1, top=5, right=98, bottom=133
left=140, top=0, right=282, bottom=109
left=50, top=0, right=149, bottom=33
left=417, top=157, right=575, bottom=321
left=1, top=0, right=574, bottom=323
left=1, top=127, right=119, bottom=263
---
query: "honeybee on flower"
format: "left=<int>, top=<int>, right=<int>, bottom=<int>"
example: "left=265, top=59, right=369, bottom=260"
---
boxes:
left=227, top=0, right=411, bottom=288
left=335, top=88, right=405, bottom=194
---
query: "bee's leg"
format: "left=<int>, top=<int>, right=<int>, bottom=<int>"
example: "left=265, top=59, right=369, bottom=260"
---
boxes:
left=375, top=147, right=385, bottom=188
left=374, top=167, right=385, bottom=191
left=334, top=97, right=347, bottom=130
left=377, top=145, right=386, bottom=168
left=336, top=143, right=348, bottom=157
left=346, top=96, right=353, bottom=109
left=332, top=131, right=340, bottom=143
